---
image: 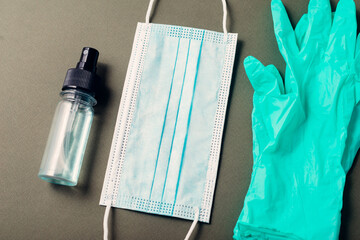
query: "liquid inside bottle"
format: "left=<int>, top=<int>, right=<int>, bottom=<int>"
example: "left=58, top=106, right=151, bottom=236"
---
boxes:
left=39, top=90, right=96, bottom=186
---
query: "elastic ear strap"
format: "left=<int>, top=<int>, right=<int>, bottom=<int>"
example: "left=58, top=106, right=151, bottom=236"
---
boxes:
left=222, top=0, right=228, bottom=35
left=145, top=0, right=155, bottom=24
left=145, top=0, right=228, bottom=35
left=184, top=207, right=200, bottom=240
left=103, top=201, right=112, bottom=240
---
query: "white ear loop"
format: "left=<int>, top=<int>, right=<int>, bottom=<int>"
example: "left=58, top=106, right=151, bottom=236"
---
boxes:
left=145, top=0, right=155, bottom=24
left=221, top=0, right=228, bottom=42
left=145, top=0, right=229, bottom=40
left=184, top=207, right=200, bottom=240
left=103, top=200, right=112, bottom=240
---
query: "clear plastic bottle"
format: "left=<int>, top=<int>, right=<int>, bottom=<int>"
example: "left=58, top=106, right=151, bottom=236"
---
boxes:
left=39, top=47, right=100, bottom=186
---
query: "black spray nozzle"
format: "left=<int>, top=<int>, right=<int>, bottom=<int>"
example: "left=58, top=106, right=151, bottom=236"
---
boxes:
left=62, top=47, right=101, bottom=97
left=76, top=47, right=99, bottom=73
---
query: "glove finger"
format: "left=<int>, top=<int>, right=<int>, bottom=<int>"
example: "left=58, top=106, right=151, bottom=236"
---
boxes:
left=266, top=65, right=285, bottom=95
left=342, top=104, right=360, bottom=173
left=284, top=66, right=299, bottom=94
left=294, top=14, right=308, bottom=52
left=355, top=34, right=360, bottom=103
left=354, top=34, right=360, bottom=67
left=244, top=56, right=283, bottom=96
left=271, top=0, right=299, bottom=66
left=327, top=0, right=357, bottom=62
left=343, top=36, right=360, bottom=173
left=355, top=33, right=360, bottom=58
left=305, top=0, right=331, bottom=48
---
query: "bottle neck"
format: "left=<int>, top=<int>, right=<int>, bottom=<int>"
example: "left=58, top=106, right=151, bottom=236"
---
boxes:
left=60, top=89, right=97, bottom=106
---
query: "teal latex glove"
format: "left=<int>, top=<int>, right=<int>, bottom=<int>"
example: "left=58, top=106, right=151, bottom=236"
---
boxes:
left=294, top=8, right=360, bottom=174
left=234, top=0, right=360, bottom=239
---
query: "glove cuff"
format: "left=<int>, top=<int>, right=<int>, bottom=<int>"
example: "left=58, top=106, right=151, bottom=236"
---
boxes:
left=233, top=222, right=304, bottom=240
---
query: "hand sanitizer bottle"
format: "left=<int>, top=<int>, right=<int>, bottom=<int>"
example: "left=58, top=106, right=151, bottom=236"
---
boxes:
left=38, top=47, right=100, bottom=186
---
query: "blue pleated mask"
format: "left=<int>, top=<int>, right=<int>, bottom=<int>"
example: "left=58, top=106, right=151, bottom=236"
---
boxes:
left=100, top=0, right=237, bottom=227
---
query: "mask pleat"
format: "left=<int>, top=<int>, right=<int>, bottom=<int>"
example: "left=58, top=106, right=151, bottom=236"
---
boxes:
left=172, top=32, right=206, bottom=211
left=175, top=39, right=226, bottom=207
left=148, top=35, right=182, bottom=202
left=150, top=33, right=192, bottom=203
left=162, top=31, right=205, bottom=206
left=118, top=30, right=180, bottom=199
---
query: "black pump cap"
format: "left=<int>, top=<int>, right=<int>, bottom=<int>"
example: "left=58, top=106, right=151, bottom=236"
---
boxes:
left=62, top=47, right=100, bottom=96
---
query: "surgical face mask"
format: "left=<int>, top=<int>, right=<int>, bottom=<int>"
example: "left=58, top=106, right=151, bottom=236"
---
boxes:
left=100, top=0, right=237, bottom=238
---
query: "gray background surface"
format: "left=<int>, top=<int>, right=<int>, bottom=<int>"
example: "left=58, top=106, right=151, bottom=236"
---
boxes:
left=1, top=0, right=360, bottom=239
